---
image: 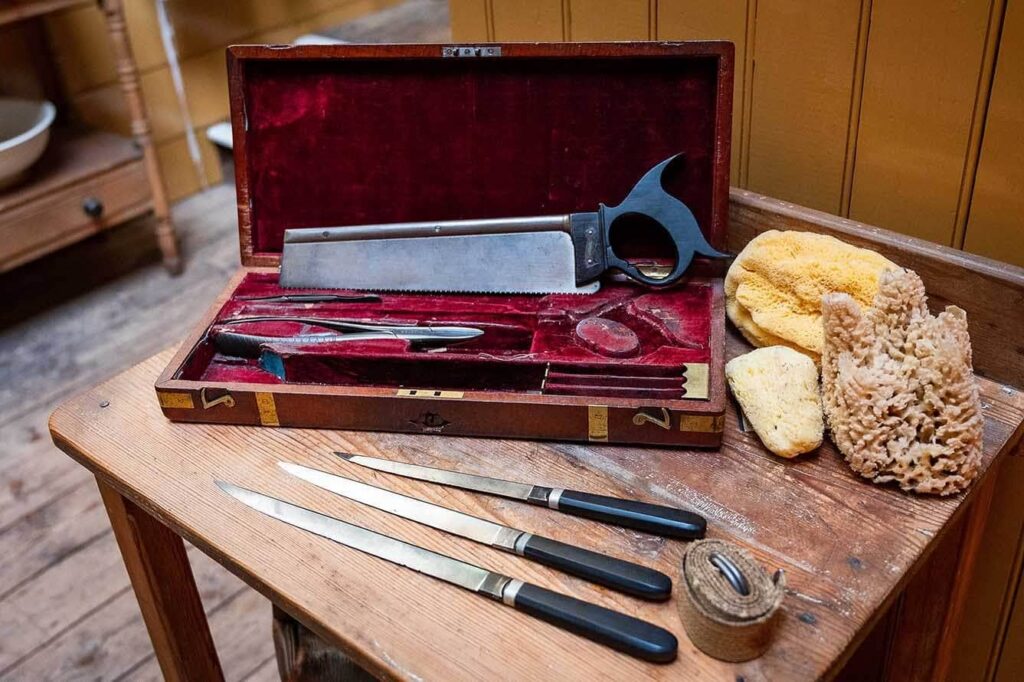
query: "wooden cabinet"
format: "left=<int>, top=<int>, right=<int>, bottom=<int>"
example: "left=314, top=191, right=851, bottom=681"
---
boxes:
left=0, top=0, right=180, bottom=273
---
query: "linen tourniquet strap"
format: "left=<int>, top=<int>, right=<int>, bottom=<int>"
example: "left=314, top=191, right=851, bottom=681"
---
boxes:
left=677, top=539, right=786, bottom=662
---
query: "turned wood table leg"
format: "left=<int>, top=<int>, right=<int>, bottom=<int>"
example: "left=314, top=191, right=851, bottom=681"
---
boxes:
left=98, top=478, right=223, bottom=682
left=97, top=0, right=183, bottom=274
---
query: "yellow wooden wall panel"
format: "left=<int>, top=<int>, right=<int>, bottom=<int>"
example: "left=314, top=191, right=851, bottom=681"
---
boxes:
left=657, top=0, right=749, bottom=184
left=179, top=50, right=231, bottom=132
left=490, top=0, right=563, bottom=41
left=568, top=0, right=648, bottom=40
left=850, top=0, right=993, bottom=245
left=744, top=1, right=862, bottom=214
left=963, top=0, right=1024, bottom=268
left=448, top=0, right=489, bottom=40
left=72, top=67, right=185, bottom=144
left=46, top=6, right=119, bottom=95
left=310, top=0, right=400, bottom=31
left=165, top=0, right=294, bottom=60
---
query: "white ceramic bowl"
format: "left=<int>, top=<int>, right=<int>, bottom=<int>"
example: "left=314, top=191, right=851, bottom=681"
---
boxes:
left=0, top=98, right=57, bottom=191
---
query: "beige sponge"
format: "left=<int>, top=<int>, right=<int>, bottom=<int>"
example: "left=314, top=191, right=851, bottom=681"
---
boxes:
left=725, top=230, right=897, bottom=363
left=725, top=346, right=824, bottom=458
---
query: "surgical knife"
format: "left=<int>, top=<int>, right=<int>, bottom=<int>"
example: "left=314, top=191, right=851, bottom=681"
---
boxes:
left=211, top=317, right=483, bottom=358
left=280, top=462, right=672, bottom=600
left=335, top=452, right=706, bottom=540
left=217, top=481, right=677, bottom=662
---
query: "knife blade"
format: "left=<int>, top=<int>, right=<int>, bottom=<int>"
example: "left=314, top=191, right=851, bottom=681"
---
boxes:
left=334, top=453, right=706, bottom=540
left=279, top=462, right=672, bottom=600
left=217, top=481, right=677, bottom=662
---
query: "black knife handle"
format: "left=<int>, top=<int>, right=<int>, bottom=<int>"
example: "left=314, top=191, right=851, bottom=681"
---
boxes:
left=550, top=490, right=706, bottom=539
left=520, top=535, right=671, bottom=601
left=508, top=581, right=677, bottom=662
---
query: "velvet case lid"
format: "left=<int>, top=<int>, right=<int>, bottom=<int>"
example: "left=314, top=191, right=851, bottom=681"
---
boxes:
left=226, top=41, right=734, bottom=267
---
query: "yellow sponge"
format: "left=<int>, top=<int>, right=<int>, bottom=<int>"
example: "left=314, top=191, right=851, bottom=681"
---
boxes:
left=725, top=346, right=823, bottom=458
left=725, top=230, right=897, bottom=362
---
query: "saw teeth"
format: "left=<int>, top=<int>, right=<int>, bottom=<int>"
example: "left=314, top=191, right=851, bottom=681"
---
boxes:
left=280, top=285, right=598, bottom=295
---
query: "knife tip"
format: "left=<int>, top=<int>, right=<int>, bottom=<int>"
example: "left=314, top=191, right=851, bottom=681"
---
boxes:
left=334, top=451, right=355, bottom=461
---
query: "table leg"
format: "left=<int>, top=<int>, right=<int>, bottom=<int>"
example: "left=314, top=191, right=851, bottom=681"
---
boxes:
left=98, top=478, right=223, bottom=682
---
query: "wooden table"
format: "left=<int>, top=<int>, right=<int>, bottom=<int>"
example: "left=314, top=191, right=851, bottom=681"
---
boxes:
left=48, top=332, right=1023, bottom=680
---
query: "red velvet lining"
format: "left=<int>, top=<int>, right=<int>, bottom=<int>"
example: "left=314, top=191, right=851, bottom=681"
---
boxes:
left=239, top=55, right=724, bottom=258
left=177, top=272, right=712, bottom=399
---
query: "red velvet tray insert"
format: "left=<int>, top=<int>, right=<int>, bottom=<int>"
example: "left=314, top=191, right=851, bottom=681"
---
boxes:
left=175, top=272, right=714, bottom=400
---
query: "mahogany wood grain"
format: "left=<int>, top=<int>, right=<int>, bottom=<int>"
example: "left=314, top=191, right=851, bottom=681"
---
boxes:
left=97, top=479, right=224, bottom=682
left=50, top=343, right=1023, bottom=681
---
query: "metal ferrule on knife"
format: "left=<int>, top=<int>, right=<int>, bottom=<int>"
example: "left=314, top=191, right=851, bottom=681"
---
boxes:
left=279, top=462, right=673, bottom=601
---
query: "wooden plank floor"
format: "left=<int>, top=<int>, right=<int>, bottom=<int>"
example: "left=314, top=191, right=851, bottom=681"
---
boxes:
left=0, top=184, right=279, bottom=680
left=0, top=2, right=448, bottom=678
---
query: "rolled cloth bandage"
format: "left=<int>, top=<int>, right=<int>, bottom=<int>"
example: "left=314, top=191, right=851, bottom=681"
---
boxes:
left=678, top=540, right=786, bottom=661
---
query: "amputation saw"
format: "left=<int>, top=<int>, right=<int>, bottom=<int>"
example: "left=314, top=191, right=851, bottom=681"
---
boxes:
left=279, top=154, right=729, bottom=295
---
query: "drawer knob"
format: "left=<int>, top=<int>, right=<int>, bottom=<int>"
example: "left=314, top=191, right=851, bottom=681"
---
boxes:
left=82, top=197, right=104, bottom=218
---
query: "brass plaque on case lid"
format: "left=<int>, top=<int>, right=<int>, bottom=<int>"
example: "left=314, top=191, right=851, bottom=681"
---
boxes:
left=683, top=363, right=710, bottom=400
left=157, top=391, right=194, bottom=409
left=588, top=405, right=609, bottom=442
left=678, top=414, right=725, bottom=433
left=396, top=389, right=465, bottom=399
left=255, top=392, right=280, bottom=426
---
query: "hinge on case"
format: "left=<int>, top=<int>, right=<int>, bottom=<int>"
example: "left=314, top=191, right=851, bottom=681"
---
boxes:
left=442, top=46, right=501, bottom=58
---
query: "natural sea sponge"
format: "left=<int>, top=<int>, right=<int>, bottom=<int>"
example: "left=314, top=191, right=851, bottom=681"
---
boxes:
left=726, top=231, right=897, bottom=362
left=821, top=268, right=983, bottom=495
left=725, top=346, right=823, bottom=458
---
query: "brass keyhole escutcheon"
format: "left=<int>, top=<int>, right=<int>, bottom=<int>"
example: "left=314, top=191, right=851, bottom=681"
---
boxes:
left=201, top=387, right=235, bottom=409
left=633, top=407, right=671, bottom=430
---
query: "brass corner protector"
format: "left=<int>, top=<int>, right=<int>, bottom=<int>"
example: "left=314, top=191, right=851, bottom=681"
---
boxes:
left=157, top=391, right=194, bottom=410
left=588, top=405, right=609, bottom=442
left=255, top=392, right=280, bottom=426
left=683, top=363, right=710, bottom=400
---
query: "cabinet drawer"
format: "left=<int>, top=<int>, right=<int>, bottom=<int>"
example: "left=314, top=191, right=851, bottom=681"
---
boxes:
left=0, top=159, right=151, bottom=272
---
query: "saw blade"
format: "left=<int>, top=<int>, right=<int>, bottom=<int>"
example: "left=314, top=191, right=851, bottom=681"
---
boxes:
left=280, top=231, right=601, bottom=295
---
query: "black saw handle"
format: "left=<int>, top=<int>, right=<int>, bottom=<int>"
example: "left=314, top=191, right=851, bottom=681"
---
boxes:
left=508, top=582, right=678, bottom=663
left=520, top=535, right=672, bottom=601
left=544, top=489, right=707, bottom=540
left=571, top=154, right=730, bottom=288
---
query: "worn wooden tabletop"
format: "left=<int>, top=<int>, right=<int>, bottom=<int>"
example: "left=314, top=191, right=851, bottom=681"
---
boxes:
left=49, top=336, right=1023, bottom=681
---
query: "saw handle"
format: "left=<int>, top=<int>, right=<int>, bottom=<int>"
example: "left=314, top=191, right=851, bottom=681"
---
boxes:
left=591, top=154, right=731, bottom=288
